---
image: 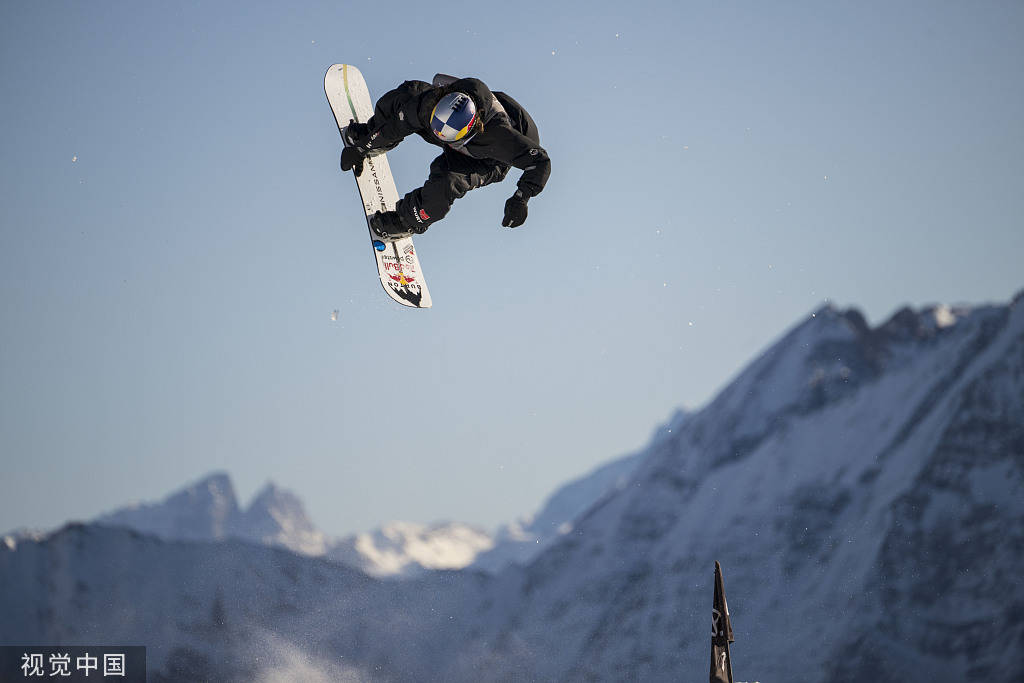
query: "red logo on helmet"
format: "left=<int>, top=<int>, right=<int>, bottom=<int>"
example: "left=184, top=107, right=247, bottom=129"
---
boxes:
left=419, top=208, right=430, bottom=221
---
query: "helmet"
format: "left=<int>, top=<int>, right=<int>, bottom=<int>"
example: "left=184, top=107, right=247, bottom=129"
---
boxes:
left=430, top=92, right=478, bottom=147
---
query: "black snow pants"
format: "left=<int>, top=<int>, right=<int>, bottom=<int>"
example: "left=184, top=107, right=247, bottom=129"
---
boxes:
left=396, top=149, right=510, bottom=232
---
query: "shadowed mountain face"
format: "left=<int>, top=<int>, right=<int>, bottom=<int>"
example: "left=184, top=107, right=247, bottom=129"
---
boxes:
left=3, top=294, right=1022, bottom=682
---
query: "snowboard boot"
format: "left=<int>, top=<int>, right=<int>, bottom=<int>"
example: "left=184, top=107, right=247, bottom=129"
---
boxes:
left=369, top=210, right=414, bottom=242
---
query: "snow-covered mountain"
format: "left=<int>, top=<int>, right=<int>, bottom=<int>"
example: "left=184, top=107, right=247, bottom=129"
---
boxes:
left=96, top=471, right=241, bottom=542
left=95, top=473, right=484, bottom=575
left=84, top=452, right=643, bottom=577
left=3, top=293, right=1022, bottom=682
left=237, top=483, right=329, bottom=557
left=328, top=452, right=645, bottom=577
left=0, top=523, right=490, bottom=682
left=326, top=447, right=644, bottom=576
left=471, top=450, right=644, bottom=573
left=328, top=521, right=495, bottom=577
left=95, top=473, right=328, bottom=557
left=479, top=295, right=1024, bottom=682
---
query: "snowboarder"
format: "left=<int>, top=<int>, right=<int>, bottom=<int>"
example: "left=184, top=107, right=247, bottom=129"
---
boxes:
left=340, top=74, right=551, bottom=241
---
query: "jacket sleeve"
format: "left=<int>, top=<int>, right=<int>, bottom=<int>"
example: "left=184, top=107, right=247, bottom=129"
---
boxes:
left=511, top=139, right=551, bottom=199
left=474, top=126, right=552, bottom=198
left=363, top=80, right=434, bottom=150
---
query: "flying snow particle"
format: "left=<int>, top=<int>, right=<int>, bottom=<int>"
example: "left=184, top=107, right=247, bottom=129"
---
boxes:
left=72, top=156, right=77, bottom=162
left=331, top=310, right=339, bottom=321
left=551, top=50, right=556, bottom=55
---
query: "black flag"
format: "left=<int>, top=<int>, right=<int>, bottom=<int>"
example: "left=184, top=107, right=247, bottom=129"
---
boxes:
left=710, top=560, right=734, bottom=683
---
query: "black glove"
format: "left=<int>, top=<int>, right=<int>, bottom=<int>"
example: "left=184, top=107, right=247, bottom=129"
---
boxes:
left=343, top=120, right=370, bottom=148
left=344, top=119, right=389, bottom=155
left=340, top=120, right=371, bottom=176
left=502, top=190, right=529, bottom=228
left=340, top=146, right=364, bottom=176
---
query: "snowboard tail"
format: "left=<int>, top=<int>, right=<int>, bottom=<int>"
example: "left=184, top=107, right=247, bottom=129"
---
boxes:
left=324, top=64, right=432, bottom=309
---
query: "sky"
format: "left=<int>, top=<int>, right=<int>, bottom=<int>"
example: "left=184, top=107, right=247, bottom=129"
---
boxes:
left=1, top=0, right=1022, bottom=537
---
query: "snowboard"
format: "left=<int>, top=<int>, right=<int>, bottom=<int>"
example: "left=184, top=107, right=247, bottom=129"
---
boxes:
left=324, top=64, right=431, bottom=309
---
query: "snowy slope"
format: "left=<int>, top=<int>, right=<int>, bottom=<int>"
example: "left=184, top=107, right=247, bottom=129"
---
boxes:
left=463, top=295, right=1024, bottom=682
left=3, top=293, right=1022, bottom=682
left=0, top=523, right=494, bottom=682
left=471, top=451, right=644, bottom=573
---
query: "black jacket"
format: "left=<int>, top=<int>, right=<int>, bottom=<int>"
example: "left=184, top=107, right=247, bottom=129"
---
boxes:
left=364, top=77, right=551, bottom=199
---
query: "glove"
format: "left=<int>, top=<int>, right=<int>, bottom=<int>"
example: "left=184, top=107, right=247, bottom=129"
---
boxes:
left=340, top=146, right=364, bottom=176
left=502, top=190, right=529, bottom=228
left=340, top=120, right=371, bottom=176
left=345, top=119, right=388, bottom=155
left=343, top=120, right=370, bottom=148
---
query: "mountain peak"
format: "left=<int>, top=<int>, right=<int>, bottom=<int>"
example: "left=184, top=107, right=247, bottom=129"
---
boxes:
left=248, top=481, right=293, bottom=508
left=97, top=472, right=241, bottom=541
left=240, top=481, right=327, bottom=556
left=196, top=470, right=233, bottom=489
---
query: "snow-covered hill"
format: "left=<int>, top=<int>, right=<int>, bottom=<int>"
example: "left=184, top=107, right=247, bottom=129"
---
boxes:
left=3, top=293, right=1022, bottom=681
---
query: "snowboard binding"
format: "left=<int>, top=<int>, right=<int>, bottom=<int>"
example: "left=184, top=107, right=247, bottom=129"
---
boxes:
left=369, top=211, right=414, bottom=246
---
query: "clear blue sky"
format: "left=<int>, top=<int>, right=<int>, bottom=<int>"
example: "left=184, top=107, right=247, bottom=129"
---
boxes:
left=2, top=0, right=1022, bottom=536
